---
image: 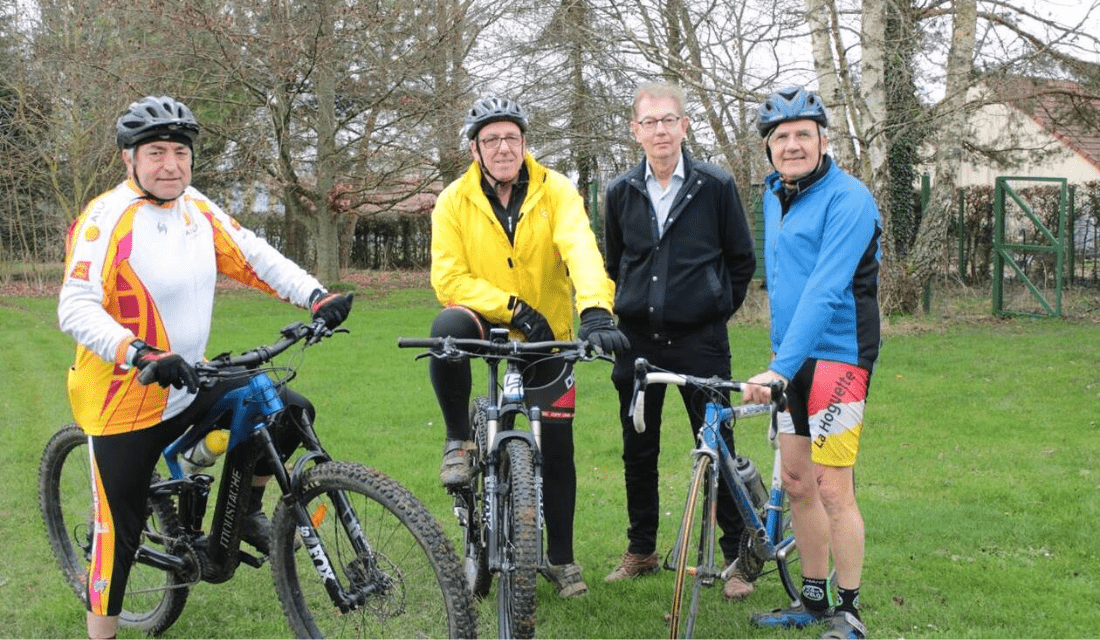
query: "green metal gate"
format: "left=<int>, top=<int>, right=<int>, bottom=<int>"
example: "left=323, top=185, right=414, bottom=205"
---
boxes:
left=992, top=177, right=1068, bottom=317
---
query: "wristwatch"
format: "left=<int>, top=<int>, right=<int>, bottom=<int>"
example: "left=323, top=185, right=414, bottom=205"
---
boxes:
left=127, top=339, right=149, bottom=366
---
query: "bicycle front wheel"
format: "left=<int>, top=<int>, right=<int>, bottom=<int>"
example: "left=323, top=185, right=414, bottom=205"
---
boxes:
left=38, top=424, right=189, bottom=635
left=271, top=461, right=476, bottom=639
left=669, top=454, right=717, bottom=639
left=461, top=395, right=491, bottom=598
left=496, top=438, right=539, bottom=639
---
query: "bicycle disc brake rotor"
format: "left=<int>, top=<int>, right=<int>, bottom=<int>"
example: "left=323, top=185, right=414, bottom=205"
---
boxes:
left=738, top=527, right=768, bottom=580
left=350, top=552, right=406, bottom=618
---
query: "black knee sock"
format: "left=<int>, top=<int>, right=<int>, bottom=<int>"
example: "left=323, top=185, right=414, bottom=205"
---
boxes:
left=801, top=577, right=829, bottom=611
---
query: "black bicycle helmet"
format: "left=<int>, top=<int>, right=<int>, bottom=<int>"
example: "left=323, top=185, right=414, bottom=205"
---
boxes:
left=464, top=96, right=529, bottom=140
left=116, top=95, right=200, bottom=149
left=756, top=86, right=828, bottom=138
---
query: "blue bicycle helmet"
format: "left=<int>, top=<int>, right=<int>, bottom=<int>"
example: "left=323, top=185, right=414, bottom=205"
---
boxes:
left=464, top=96, right=529, bottom=140
left=116, top=95, right=199, bottom=149
left=756, top=86, right=828, bottom=138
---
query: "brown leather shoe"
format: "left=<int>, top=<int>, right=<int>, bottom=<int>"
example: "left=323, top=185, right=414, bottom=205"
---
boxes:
left=723, top=567, right=755, bottom=601
left=604, top=550, right=660, bottom=582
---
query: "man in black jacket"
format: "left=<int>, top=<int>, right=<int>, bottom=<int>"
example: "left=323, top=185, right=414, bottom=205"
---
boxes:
left=602, top=82, right=758, bottom=600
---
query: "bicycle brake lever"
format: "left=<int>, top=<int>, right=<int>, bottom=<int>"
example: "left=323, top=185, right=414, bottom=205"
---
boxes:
left=768, top=381, right=788, bottom=412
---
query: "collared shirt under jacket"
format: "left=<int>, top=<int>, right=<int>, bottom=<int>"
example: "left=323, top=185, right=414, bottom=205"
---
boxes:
left=604, top=149, right=756, bottom=330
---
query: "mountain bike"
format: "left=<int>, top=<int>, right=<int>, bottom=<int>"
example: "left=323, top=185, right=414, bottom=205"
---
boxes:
left=39, top=318, right=477, bottom=638
left=399, top=328, right=608, bottom=639
left=629, top=357, right=830, bottom=639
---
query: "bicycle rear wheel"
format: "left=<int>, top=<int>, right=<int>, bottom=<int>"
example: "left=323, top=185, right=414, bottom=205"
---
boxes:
left=496, top=438, right=539, bottom=639
left=38, top=424, right=189, bottom=635
left=669, top=455, right=717, bottom=639
left=271, top=460, right=476, bottom=639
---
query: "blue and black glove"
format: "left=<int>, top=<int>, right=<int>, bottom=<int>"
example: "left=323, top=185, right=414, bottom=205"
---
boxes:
left=512, top=300, right=555, bottom=343
left=578, top=307, right=630, bottom=356
left=133, top=342, right=199, bottom=393
left=310, top=290, right=354, bottom=329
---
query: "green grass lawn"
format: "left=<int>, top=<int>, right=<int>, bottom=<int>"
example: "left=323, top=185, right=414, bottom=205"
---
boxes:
left=1, top=284, right=1097, bottom=639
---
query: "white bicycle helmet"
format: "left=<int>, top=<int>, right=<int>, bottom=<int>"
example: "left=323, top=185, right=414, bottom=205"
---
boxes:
left=116, top=95, right=199, bottom=149
left=464, top=96, right=529, bottom=140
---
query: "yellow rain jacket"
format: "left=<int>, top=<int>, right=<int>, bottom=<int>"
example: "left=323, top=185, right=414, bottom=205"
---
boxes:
left=431, top=153, right=615, bottom=337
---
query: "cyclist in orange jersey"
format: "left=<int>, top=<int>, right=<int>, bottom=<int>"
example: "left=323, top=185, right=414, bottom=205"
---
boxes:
left=58, top=95, right=352, bottom=639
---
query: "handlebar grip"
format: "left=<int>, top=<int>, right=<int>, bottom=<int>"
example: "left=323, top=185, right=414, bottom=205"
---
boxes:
left=632, top=388, right=647, bottom=433
left=397, top=337, right=439, bottom=348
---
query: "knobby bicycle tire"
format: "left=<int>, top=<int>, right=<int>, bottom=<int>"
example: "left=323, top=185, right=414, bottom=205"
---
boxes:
left=669, top=454, right=717, bottom=639
left=270, top=460, right=476, bottom=639
left=496, top=438, right=539, bottom=639
left=38, top=424, right=189, bottom=635
left=462, top=395, right=491, bottom=598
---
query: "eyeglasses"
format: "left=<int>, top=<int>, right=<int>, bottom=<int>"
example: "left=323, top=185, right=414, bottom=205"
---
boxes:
left=478, top=134, right=523, bottom=150
left=636, top=115, right=683, bottom=131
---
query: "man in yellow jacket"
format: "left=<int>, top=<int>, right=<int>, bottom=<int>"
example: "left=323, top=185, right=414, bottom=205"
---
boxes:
left=428, top=96, right=629, bottom=598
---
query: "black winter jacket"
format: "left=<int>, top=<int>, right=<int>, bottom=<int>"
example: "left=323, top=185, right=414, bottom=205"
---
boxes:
left=604, top=149, right=756, bottom=331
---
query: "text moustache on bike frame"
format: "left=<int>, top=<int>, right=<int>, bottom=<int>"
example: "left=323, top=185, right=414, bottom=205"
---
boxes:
left=602, top=81, right=758, bottom=600
left=427, top=95, right=628, bottom=598
left=57, top=95, right=352, bottom=640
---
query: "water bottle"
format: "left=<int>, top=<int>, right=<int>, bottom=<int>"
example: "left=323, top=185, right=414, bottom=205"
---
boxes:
left=735, top=456, right=768, bottom=510
left=181, top=430, right=229, bottom=474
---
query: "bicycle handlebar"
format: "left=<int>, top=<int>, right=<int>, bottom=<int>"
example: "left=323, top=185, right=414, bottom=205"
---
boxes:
left=138, top=318, right=342, bottom=387
left=630, top=357, right=786, bottom=434
left=397, top=335, right=611, bottom=363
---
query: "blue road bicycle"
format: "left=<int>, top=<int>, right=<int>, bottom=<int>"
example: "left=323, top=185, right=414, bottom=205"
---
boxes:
left=629, top=357, right=831, bottom=639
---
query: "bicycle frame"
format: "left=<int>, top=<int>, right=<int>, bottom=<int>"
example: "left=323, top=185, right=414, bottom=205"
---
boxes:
left=483, top=357, right=548, bottom=574
left=146, top=322, right=379, bottom=611
left=693, top=400, right=788, bottom=580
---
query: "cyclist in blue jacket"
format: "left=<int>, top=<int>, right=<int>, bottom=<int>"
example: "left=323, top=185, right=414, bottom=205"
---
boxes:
left=742, top=85, right=880, bottom=640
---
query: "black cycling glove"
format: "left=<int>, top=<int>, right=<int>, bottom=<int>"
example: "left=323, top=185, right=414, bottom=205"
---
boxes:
left=512, top=300, right=555, bottom=343
left=132, top=343, right=199, bottom=393
left=578, top=307, right=630, bottom=356
left=310, top=290, right=354, bottom=329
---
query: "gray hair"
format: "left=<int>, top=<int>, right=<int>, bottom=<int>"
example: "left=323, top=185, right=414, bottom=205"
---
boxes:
left=632, top=82, right=686, bottom=119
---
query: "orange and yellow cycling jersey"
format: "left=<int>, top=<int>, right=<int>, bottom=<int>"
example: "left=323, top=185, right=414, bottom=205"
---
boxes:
left=59, top=179, right=323, bottom=436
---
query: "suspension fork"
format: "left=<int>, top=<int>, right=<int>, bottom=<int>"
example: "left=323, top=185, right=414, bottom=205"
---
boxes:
left=255, top=416, right=376, bottom=613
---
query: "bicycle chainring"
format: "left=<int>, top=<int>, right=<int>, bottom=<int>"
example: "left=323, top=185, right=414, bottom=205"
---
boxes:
left=737, top=527, right=768, bottom=581
left=168, top=538, right=204, bottom=585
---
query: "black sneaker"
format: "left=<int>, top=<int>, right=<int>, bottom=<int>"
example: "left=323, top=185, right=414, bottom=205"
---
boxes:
left=821, top=609, right=866, bottom=639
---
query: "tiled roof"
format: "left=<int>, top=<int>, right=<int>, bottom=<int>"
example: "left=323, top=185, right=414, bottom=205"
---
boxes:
left=986, top=76, right=1100, bottom=173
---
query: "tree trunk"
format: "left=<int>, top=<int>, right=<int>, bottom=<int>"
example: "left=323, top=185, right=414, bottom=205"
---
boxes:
left=893, top=0, right=978, bottom=314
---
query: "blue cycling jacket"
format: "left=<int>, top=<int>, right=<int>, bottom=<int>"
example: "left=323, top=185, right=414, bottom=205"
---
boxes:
left=762, top=157, right=881, bottom=380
